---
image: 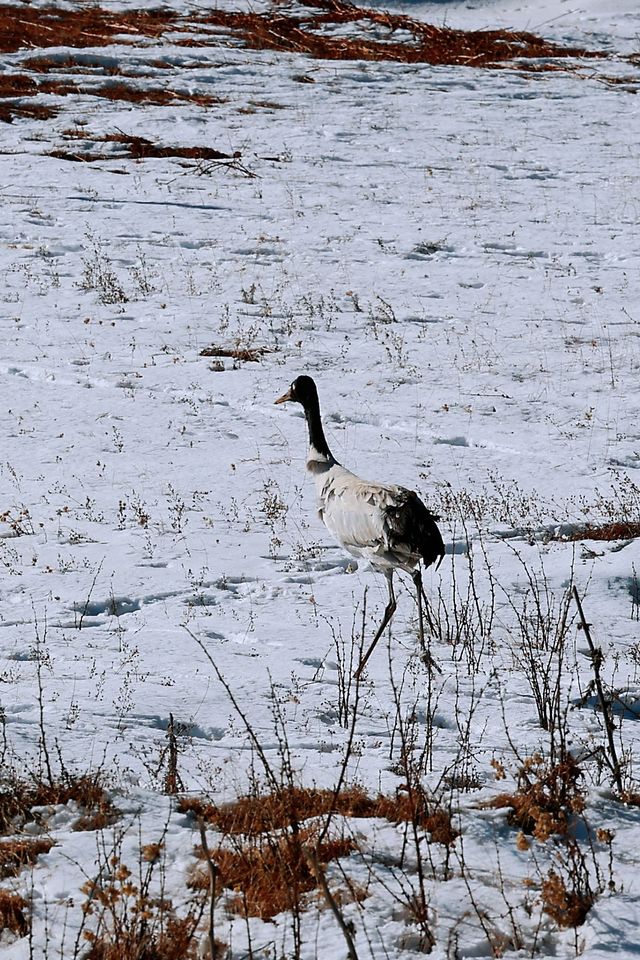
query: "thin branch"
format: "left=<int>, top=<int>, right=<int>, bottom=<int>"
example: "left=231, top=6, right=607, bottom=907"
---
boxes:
left=572, top=586, right=624, bottom=793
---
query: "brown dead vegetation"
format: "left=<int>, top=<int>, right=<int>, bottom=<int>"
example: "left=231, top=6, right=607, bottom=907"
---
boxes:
left=0, top=773, right=117, bottom=834
left=182, top=785, right=456, bottom=920
left=0, top=837, right=54, bottom=879
left=0, top=0, right=610, bottom=124
left=490, top=754, right=584, bottom=841
left=80, top=852, right=203, bottom=960
left=50, top=132, right=241, bottom=164
left=564, top=520, right=640, bottom=542
left=0, top=101, right=58, bottom=123
left=191, top=827, right=356, bottom=918
left=82, top=916, right=201, bottom=960
left=189, top=0, right=603, bottom=67
left=540, top=869, right=594, bottom=928
left=179, top=783, right=457, bottom=842
left=0, top=0, right=604, bottom=69
left=0, top=72, right=223, bottom=124
left=0, top=6, right=173, bottom=53
left=0, top=889, right=29, bottom=938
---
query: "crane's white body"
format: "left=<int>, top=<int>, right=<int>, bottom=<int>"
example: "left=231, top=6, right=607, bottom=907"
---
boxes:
left=307, top=446, right=419, bottom=575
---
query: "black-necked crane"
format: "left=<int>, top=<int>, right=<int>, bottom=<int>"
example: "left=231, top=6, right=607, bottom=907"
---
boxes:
left=275, top=375, right=444, bottom=678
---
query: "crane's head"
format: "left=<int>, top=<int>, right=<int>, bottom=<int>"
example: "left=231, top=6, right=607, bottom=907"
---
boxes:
left=274, top=375, right=318, bottom=408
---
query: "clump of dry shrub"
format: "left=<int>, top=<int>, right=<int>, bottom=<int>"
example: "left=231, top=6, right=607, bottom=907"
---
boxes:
left=490, top=754, right=584, bottom=841
left=81, top=853, right=204, bottom=960
left=491, top=755, right=610, bottom=930
left=191, top=827, right=356, bottom=919
left=565, top=520, right=640, bottom=542
left=540, top=869, right=594, bottom=928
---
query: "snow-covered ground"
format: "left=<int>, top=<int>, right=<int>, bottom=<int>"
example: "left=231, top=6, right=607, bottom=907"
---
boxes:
left=1, top=0, right=640, bottom=955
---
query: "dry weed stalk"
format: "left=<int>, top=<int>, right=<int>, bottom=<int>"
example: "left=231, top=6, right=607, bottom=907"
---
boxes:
left=504, top=555, right=575, bottom=758
left=79, top=836, right=205, bottom=960
left=430, top=518, right=495, bottom=673
left=572, top=587, right=624, bottom=794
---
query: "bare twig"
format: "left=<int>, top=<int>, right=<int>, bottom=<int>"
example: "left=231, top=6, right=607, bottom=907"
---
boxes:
left=572, top=586, right=624, bottom=793
left=305, top=846, right=359, bottom=960
left=198, top=820, right=219, bottom=959
left=164, top=712, right=182, bottom=795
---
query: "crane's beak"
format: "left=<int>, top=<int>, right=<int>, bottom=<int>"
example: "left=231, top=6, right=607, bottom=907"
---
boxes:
left=274, top=388, right=293, bottom=404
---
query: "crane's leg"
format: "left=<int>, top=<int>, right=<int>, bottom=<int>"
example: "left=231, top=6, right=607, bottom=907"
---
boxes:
left=353, top=572, right=396, bottom=680
left=412, top=569, right=441, bottom=674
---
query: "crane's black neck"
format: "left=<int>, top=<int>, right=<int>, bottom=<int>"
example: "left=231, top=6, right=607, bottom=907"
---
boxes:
left=302, top=393, right=334, bottom=465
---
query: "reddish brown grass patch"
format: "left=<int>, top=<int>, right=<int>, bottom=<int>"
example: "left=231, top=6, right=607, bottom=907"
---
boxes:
left=0, top=773, right=117, bottom=834
left=0, top=73, right=60, bottom=122
left=0, top=889, right=29, bottom=937
left=183, top=785, right=456, bottom=920
left=0, top=838, right=54, bottom=879
left=0, top=101, right=58, bottom=123
left=89, top=81, right=223, bottom=107
left=0, top=0, right=604, bottom=69
left=191, top=827, right=356, bottom=918
left=0, top=71, right=222, bottom=126
left=0, top=6, right=175, bottom=54
left=179, top=784, right=457, bottom=841
left=187, top=0, right=604, bottom=67
left=50, top=132, right=240, bottom=164
left=82, top=915, right=201, bottom=960
left=564, top=521, right=640, bottom=542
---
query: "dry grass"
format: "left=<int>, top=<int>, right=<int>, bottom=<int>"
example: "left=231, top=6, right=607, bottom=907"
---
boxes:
left=620, top=790, right=640, bottom=806
left=179, top=784, right=457, bottom=841
left=490, top=755, right=584, bottom=841
left=181, top=785, right=456, bottom=920
left=0, top=838, right=54, bottom=879
left=0, top=773, right=117, bottom=835
left=50, top=132, right=240, bottom=164
left=0, top=74, right=60, bottom=122
left=0, top=1, right=604, bottom=69
left=81, top=853, right=203, bottom=960
left=0, top=72, right=222, bottom=124
left=191, top=827, right=356, bottom=918
left=83, top=917, right=200, bottom=960
left=0, top=0, right=608, bottom=124
left=0, top=889, right=29, bottom=938
left=564, top=521, right=640, bottom=542
left=0, top=6, right=173, bottom=53
left=189, top=0, right=603, bottom=67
